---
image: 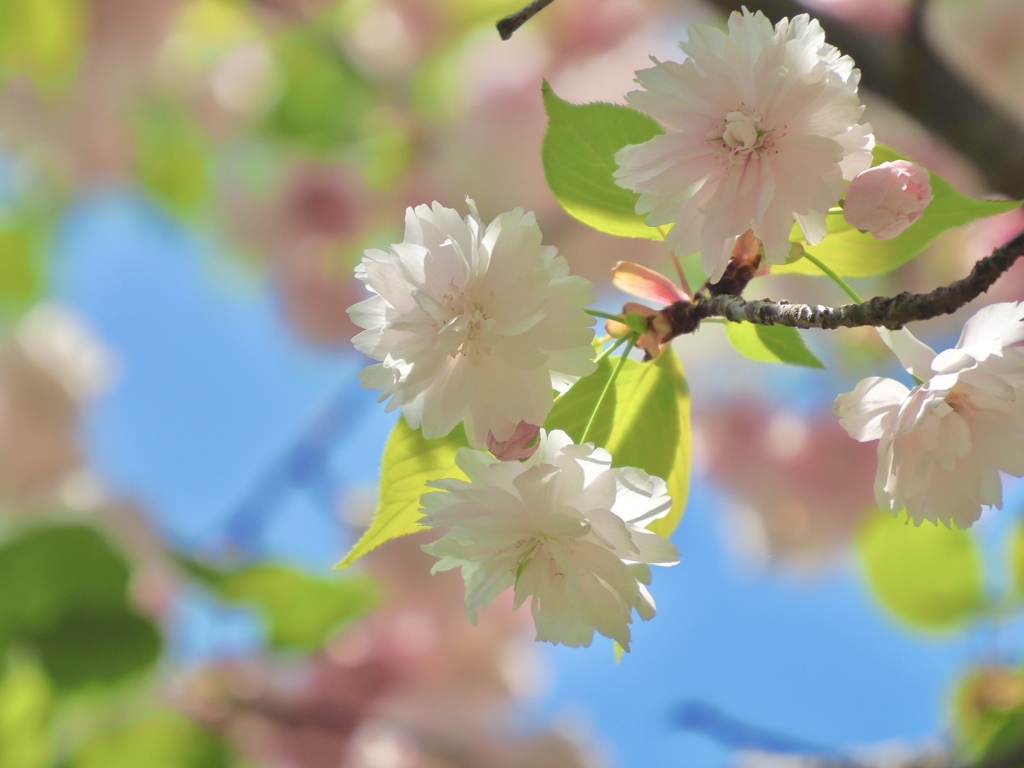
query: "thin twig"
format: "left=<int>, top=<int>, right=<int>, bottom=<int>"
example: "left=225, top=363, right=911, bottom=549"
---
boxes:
left=683, top=227, right=1024, bottom=333
left=496, top=0, right=557, bottom=40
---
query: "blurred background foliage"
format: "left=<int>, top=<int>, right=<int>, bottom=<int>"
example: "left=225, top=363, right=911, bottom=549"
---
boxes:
left=0, top=0, right=1022, bottom=766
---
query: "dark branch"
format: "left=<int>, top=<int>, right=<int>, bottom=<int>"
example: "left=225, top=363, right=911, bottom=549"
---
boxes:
left=496, top=0, right=557, bottom=40
left=681, top=226, right=1024, bottom=332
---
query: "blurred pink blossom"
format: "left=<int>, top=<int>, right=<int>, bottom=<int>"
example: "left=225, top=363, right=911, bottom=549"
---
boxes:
left=696, top=401, right=877, bottom=571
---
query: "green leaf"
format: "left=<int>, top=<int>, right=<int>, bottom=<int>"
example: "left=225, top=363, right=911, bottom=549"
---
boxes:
left=541, top=82, right=666, bottom=241
left=29, top=610, right=161, bottom=691
left=0, top=0, right=84, bottom=90
left=134, top=105, right=210, bottom=215
left=545, top=347, right=690, bottom=537
left=857, top=510, right=983, bottom=631
left=336, top=419, right=467, bottom=568
left=1008, top=523, right=1024, bottom=597
left=0, top=212, right=46, bottom=317
left=723, top=322, right=824, bottom=368
left=264, top=29, right=372, bottom=152
left=69, top=712, right=233, bottom=768
left=182, top=560, right=378, bottom=650
left=776, top=144, right=1022, bottom=277
left=953, top=667, right=1024, bottom=764
left=0, top=524, right=162, bottom=691
left=0, top=657, right=53, bottom=768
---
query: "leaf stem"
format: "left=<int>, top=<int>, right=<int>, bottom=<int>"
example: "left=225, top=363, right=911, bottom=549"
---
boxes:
left=594, top=334, right=630, bottom=364
left=586, top=308, right=625, bottom=322
left=581, top=334, right=636, bottom=445
left=801, top=250, right=864, bottom=303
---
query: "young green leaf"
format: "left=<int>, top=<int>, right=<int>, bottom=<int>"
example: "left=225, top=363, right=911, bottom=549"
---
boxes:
left=541, top=82, right=666, bottom=241
left=857, top=510, right=983, bottom=631
left=777, top=143, right=1022, bottom=278
left=724, top=322, right=824, bottom=368
left=336, top=418, right=467, bottom=568
left=545, top=347, right=690, bottom=537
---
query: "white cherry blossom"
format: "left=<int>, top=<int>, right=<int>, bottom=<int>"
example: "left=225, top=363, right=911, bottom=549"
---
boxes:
left=420, top=430, right=679, bottom=650
left=614, top=8, right=874, bottom=282
left=348, top=201, right=596, bottom=447
left=834, top=302, right=1024, bottom=527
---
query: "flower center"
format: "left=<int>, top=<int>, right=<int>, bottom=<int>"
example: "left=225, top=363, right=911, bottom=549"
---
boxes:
left=434, top=284, right=497, bottom=358
left=722, top=111, right=762, bottom=151
left=945, top=387, right=976, bottom=418
left=711, top=107, right=778, bottom=165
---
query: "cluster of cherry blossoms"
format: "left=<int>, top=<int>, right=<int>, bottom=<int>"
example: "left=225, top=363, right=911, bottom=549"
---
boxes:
left=345, top=5, right=1023, bottom=651
left=349, top=200, right=680, bottom=649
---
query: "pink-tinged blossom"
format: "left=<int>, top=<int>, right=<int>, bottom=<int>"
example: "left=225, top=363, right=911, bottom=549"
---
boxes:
left=834, top=302, right=1024, bottom=528
left=487, top=421, right=540, bottom=461
left=843, top=160, right=932, bottom=239
left=420, top=430, right=679, bottom=650
left=348, top=201, right=596, bottom=447
left=614, top=9, right=874, bottom=282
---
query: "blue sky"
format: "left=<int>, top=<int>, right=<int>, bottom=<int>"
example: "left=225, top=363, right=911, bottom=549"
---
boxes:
left=50, top=192, right=1000, bottom=768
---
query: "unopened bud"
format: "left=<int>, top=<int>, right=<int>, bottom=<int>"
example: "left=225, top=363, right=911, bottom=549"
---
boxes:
left=843, top=160, right=932, bottom=240
left=487, top=421, right=540, bottom=461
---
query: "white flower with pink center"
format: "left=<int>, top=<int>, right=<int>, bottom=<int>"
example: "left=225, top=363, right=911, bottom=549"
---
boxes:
left=834, top=302, right=1024, bottom=528
left=614, top=8, right=874, bottom=282
left=348, top=201, right=596, bottom=447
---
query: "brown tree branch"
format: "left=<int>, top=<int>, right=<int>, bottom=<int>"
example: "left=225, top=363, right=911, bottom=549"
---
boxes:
left=496, top=0, right=557, bottom=40
left=673, top=226, right=1024, bottom=333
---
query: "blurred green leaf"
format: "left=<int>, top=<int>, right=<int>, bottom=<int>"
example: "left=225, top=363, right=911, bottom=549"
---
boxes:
left=0, top=524, right=162, bottom=691
left=545, top=347, right=690, bottom=537
left=182, top=560, right=378, bottom=650
left=979, top=716, right=1024, bottom=764
left=337, top=420, right=468, bottom=568
left=264, top=29, right=372, bottom=152
left=857, top=510, right=983, bottom=631
left=29, top=611, right=161, bottom=691
left=724, top=323, right=824, bottom=368
left=0, top=656, right=53, bottom=768
left=1009, top=523, right=1024, bottom=594
left=954, top=666, right=1024, bottom=763
left=776, top=144, right=1022, bottom=277
left=0, top=0, right=84, bottom=89
left=0, top=213, right=46, bottom=316
left=135, top=105, right=211, bottom=215
left=541, top=83, right=666, bottom=241
left=69, top=712, right=233, bottom=768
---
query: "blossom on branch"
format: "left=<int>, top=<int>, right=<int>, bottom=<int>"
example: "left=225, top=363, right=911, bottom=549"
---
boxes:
left=834, top=302, right=1024, bottom=528
left=843, top=160, right=932, bottom=239
left=604, top=261, right=694, bottom=360
left=420, top=430, right=679, bottom=650
left=348, top=201, right=596, bottom=447
left=614, top=8, right=874, bottom=282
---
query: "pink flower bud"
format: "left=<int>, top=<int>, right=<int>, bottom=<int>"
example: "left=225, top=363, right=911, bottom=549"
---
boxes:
left=486, top=421, right=540, bottom=461
left=611, top=261, right=690, bottom=304
left=843, top=160, right=932, bottom=239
